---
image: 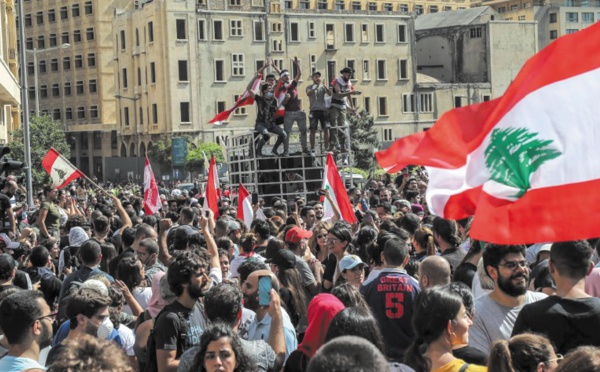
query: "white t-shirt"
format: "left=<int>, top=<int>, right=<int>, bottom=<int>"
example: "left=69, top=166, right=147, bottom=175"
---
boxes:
left=123, top=286, right=153, bottom=315
left=117, top=324, right=136, bottom=356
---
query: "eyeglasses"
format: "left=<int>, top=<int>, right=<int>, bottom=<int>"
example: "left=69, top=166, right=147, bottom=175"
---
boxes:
left=36, top=311, right=58, bottom=322
left=317, top=234, right=327, bottom=239
left=545, top=354, right=564, bottom=364
left=498, top=260, right=529, bottom=271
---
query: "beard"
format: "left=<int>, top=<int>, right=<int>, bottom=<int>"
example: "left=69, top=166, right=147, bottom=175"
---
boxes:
left=188, top=279, right=210, bottom=299
left=243, top=292, right=260, bottom=312
left=39, top=320, right=53, bottom=349
left=497, top=271, right=529, bottom=297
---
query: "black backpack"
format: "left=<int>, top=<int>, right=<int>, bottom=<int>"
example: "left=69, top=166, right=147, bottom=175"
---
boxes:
left=144, top=307, right=188, bottom=372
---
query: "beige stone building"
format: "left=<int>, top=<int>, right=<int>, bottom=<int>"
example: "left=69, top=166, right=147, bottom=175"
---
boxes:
left=19, top=0, right=129, bottom=179
left=0, top=0, right=20, bottom=145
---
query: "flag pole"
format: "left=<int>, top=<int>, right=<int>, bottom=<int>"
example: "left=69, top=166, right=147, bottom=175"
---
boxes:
left=54, top=149, right=106, bottom=194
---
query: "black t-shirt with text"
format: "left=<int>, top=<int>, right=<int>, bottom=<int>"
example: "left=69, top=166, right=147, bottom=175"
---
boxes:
left=254, top=95, right=278, bottom=125
left=154, top=300, right=208, bottom=357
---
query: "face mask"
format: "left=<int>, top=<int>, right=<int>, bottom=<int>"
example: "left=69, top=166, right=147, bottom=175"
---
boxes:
left=97, top=316, right=113, bottom=340
left=266, top=92, right=274, bottom=99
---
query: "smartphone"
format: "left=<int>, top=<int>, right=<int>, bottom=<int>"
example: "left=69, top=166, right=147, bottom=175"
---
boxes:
left=318, top=189, right=327, bottom=196
left=354, top=209, right=364, bottom=223
left=205, top=210, right=210, bottom=218
left=252, top=193, right=259, bottom=205
left=258, top=275, right=272, bottom=306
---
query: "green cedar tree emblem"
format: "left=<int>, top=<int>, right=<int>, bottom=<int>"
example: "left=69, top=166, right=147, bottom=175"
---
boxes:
left=484, top=127, right=562, bottom=198
left=53, top=167, right=67, bottom=185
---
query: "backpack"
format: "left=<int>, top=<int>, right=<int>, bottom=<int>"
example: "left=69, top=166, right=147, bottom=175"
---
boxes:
left=144, top=307, right=188, bottom=372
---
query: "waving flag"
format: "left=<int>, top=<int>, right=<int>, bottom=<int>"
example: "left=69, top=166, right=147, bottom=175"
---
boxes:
left=376, top=22, right=600, bottom=244
left=42, top=148, right=84, bottom=189
left=237, top=183, right=253, bottom=228
left=143, top=157, right=160, bottom=215
left=209, top=74, right=262, bottom=124
left=203, top=154, right=220, bottom=217
left=273, top=80, right=287, bottom=118
left=322, top=153, right=357, bottom=224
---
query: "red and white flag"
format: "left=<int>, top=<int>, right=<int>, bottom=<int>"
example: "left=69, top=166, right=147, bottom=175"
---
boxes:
left=203, top=154, right=220, bottom=217
left=322, top=153, right=357, bottom=224
left=274, top=80, right=287, bottom=118
left=376, top=22, right=600, bottom=244
left=209, top=74, right=262, bottom=125
left=237, top=183, right=253, bottom=229
left=42, top=148, right=84, bottom=189
left=143, top=157, right=160, bottom=215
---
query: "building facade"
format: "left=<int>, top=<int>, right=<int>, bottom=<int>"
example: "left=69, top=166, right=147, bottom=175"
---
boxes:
left=0, top=0, right=20, bottom=145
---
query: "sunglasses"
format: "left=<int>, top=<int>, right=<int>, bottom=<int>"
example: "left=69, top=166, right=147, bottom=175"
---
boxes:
left=317, top=234, right=327, bottom=239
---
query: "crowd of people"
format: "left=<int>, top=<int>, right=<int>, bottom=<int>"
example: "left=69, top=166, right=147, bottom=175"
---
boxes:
left=0, top=169, right=600, bottom=372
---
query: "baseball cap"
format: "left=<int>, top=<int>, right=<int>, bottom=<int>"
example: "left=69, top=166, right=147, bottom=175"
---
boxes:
left=285, top=226, right=313, bottom=244
left=538, top=243, right=552, bottom=254
left=0, top=253, right=16, bottom=275
left=339, top=255, right=368, bottom=271
left=228, top=220, right=241, bottom=232
left=266, top=249, right=296, bottom=269
left=0, top=233, right=20, bottom=249
left=395, top=200, right=412, bottom=210
left=175, top=225, right=197, bottom=240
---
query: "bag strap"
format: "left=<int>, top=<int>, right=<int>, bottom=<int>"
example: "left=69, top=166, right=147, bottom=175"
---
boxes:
left=458, top=363, right=470, bottom=372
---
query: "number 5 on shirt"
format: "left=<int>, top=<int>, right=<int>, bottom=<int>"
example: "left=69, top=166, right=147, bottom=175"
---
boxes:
left=385, top=293, right=404, bottom=319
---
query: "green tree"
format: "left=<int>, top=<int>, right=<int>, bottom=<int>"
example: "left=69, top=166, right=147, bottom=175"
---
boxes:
left=147, top=138, right=173, bottom=171
left=185, top=142, right=225, bottom=174
left=10, top=115, right=70, bottom=189
left=348, top=110, right=380, bottom=171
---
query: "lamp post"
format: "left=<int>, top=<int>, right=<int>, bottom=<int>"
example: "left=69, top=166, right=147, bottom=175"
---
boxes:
left=115, top=94, right=141, bottom=181
left=25, top=43, right=71, bottom=115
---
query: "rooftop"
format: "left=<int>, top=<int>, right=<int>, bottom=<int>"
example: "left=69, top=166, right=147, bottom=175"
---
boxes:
left=415, top=6, right=495, bottom=30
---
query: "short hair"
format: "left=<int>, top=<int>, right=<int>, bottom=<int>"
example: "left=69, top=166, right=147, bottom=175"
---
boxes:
left=45, top=334, right=133, bottom=372
left=550, top=240, right=593, bottom=280
left=204, top=284, right=243, bottom=326
left=0, top=290, right=44, bottom=344
left=139, top=238, right=159, bottom=255
left=30, top=245, right=50, bottom=268
left=556, top=346, right=600, bottom=372
left=307, top=336, right=389, bottom=372
left=399, top=213, right=421, bottom=236
left=237, top=258, right=268, bottom=284
left=251, top=220, right=271, bottom=240
left=135, top=223, right=156, bottom=240
left=121, top=227, right=137, bottom=247
left=94, top=216, right=110, bottom=233
left=142, top=215, right=158, bottom=228
left=483, top=244, right=527, bottom=278
left=376, top=202, right=391, bottom=214
left=180, top=207, right=196, bottom=223
left=383, top=238, right=410, bottom=266
left=215, top=219, right=230, bottom=235
left=79, top=239, right=102, bottom=266
left=300, top=206, right=315, bottom=219
left=216, top=237, right=233, bottom=251
left=419, top=256, right=451, bottom=288
left=67, top=288, right=112, bottom=329
left=405, top=190, right=419, bottom=201
left=167, top=251, right=210, bottom=296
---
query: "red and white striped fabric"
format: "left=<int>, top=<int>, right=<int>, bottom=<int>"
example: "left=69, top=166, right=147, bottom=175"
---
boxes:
left=209, top=74, right=262, bottom=125
left=42, top=148, right=84, bottom=189
left=237, top=183, right=253, bottom=229
left=376, top=22, right=600, bottom=244
left=203, top=154, right=221, bottom=217
left=143, top=157, right=160, bottom=215
left=322, top=153, right=357, bottom=224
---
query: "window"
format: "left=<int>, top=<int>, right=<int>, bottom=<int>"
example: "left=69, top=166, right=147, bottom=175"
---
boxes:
left=148, top=21, right=154, bottom=42
left=300, top=0, right=310, bottom=8
left=377, top=59, right=386, bottom=80
left=180, top=102, right=191, bottom=122
left=75, top=55, right=83, bottom=68
left=361, top=24, right=369, bottom=43
left=309, top=54, right=317, bottom=73
left=549, top=13, right=557, bottom=23
left=384, top=128, right=393, bottom=141
left=50, top=59, right=58, bottom=72
left=398, top=25, right=407, bottom=43
left=74, top=30, right=82, bottom=43
left=213, top=20, right=223, bottom=40
left=25, top=14, right=32, bottom=27
left=271, top=21, right=282, bottom=33
left=124, top=107, right=130, bottom=126
left=285, top=0, right=292, bottom=9
left=510, top=4, right=519, bottom=10
left=60, top=6, right=68, bottom=20
left=198, top=20, right=206, bottom=40
left=89, top=79, right=97, bottom=93
left=137, top=68, right=141, bottom=85
left=176, top=19, right=187, bottom=40
left=364, top=97, right=371, bottom=113
left=76, top=81, right=84, bottom=94
left=86, top=28, right=95, bottom=41
left=318, top=0, right=328, bottom=9
left=64, top=82, right=71, bottom=96
left=398, top=59, right=408, bottom=79
left=583, top=12, right=594, bottom=23
left=403, top=93, right=415, bottom=113
left=352, top=1, right=361, bottom=10
left=414, top=4, right=423, bottom=15
left=37, top=36, right=45, bottom=49
left=49, top=33, right=57, bottom=47
left=482, top=94, right=491, bottom=102
left=228, top=20, right=242, bottom=37
left=431, top=5, right=439, bottom=11
left=90, top=106, right=99, bottom=119
left=178, top=60, right=189, bottom=81
left=27, top=62, right=34, bottom=75
left=346, top=59, right=356, bottom=79
left=273, top=59, right=284, bottom=70
left=327, top=60, right=336, bottom=84
left=28, top=87, right=35, bottom=99
left=469, top=27, right=482, bottom=39
left=48, top=9, right=56, bottom=22
left=53, top=109, right=61, bottom=120
left=550, top=30, right=558, bottom=39
left=566, top=12, right=578, bottom=22
left=120, top=30, right=126, bottom=49
left=335, top=0, right=345, bottom=10
left=363, top=60, right=370, bottom=80
left=152, top=104, right=158, bottom=124
left=232, top=54, right=245, bottom=76
left=77, top=107, right=85, bottom=119
left=444, top=6, right=452, bottom=11
left=230, top=0, right=241, bottom=5
left=26, top=38, right=33, bottom=49
left=63, top=57, right=71, bottom=70
left=61, top=32, right=69, bottom=44
left=215, top=60, right=225, bottom=81
left=518, top=15, right=526, bottom=21
left=122, top=68, right=128, bottom=88
left=308, top=22, right=316, bottom=38
left=272, top=40, right=283, bottom=52
left=85, top=1, right=93, bottom=15
left=326, top=24, right=335, bottom=49
left=87, top=53, right=96, bottom=67
left=420, top=93, right=433, bottom=112
left=72, top=4, right=80, bottom=17
left=454, top=96, right=463, bottom=108
left=254, top=21, right=264, bottom=41
left=52, top=84, right=60, bottom=97
left=150, top=62, right=156, bottom=83
left=66, top=108, right=73, bottom=119
left=375, top=24, right=384, bottom=43
left=233, top=95, right=247, bottom=115
left=399, top=3, right=408, bottom=12
left=345, top=23, right=355, bottom=42
left=290, top=22, right=299, bottom=42
left=497, top=6, right=506, bottom=13
left=139, top=108, right=143, bottom=125
left=36, top=11, right=43, bottom=25
left=216, top=101, right=227, bottom=116
left=378, top=97, right=388, bottom=116
left=566, top=29, right=578, bottom=34
left=39, top=60, right=46, bottom=74
left=369, top=2, right=377, bottom=10
left=384, top=3, right=393, bottom=11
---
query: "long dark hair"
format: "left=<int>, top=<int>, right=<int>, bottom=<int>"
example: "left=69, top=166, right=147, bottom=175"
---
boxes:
left=193, top=322, right=256, bottom=372
left=405, top=285, right=464, bottom=372
left=488, top=334, right=555, bottom=372
left=325, top=307, right=386, bottom=355
left=116, top=257, right=144, bottom=292
left=276, top=265, right=308, bottom=320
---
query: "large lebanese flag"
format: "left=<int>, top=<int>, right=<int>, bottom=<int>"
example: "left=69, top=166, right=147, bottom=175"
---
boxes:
left=209, top=74, right=262, bottom=124
left=143, top=157, right=161, bottom=215
left=203, top=154, right=220, bottom=217
left=237, top=183, right=253, bottom=228
left=42, top=148, right=84, bottom=189
left=322, top=153, right=357, bottom=224
left=376, top=23, right=600, bottom=244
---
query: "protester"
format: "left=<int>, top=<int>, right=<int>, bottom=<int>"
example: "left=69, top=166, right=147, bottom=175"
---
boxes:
left=487, top=334, right=559, bottom=372
left=46, top=334, right=133, bottom=372
left=555, top=346, right=600, bottom=372
left=432, top=217, right=465, bottom=274
left=322, top=225, right=353, bottom=291
left=336, top=254, right=367, bottom=288
left=307, top=336, right=389, bottom=372
left=268, top=248, right=308, bottom=328
left=192, top=322, right=257, bottom=372
left=418, top=255, right=451, bottom=290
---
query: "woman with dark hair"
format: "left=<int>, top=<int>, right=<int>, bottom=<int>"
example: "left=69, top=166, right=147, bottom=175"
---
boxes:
left=100, top=242, right=118, bottom=274
left=116, top=257, right=152, bottom=315
left=353, top=225, right=377, bottom=266
left=488, top=333, right=560, bottom=372
left=431, top=217, right=465, bottom=272
left=216, top=236, right=235, bottom=261
left=405, top=285, right=486, bottom=372
left=269, top=249, right=307, bottom=327
left=322, top=224, right=354, bottom=292
left=556, top=346, right=600, bottom=372
left=325, top=306, right=386, bottom=353
left=413, top=227, right=437, bottom=262
left=331, top=282, right=370, bottom=311
left=193, top=322, right=256, bottom=372
left=307, top=221, right=333, bottom=264
left=36, top=185, right=61, bottom=239
left=218, top=248, right=231, bottom=279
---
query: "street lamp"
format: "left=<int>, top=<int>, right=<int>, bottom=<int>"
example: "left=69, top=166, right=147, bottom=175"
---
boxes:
left=115, top=94, right=141, bottom=181
left=25, top=43, right=71, bottom=115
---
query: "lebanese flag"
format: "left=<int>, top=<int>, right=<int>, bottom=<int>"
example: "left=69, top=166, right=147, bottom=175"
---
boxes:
left=42, top=148, right=84, bottom=189
left=376, top=22, right=600, bottom=244
left=203, top=154, right=220, bottom=217
left=274, top=80, right=287, bottom=118
left=143, top=157, right=160, bottom=215
left=322, top=153, right=357, bottom=224
left=209, top=74, right=262, bottom=124
left=237, top=183, right=253, bottom=228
